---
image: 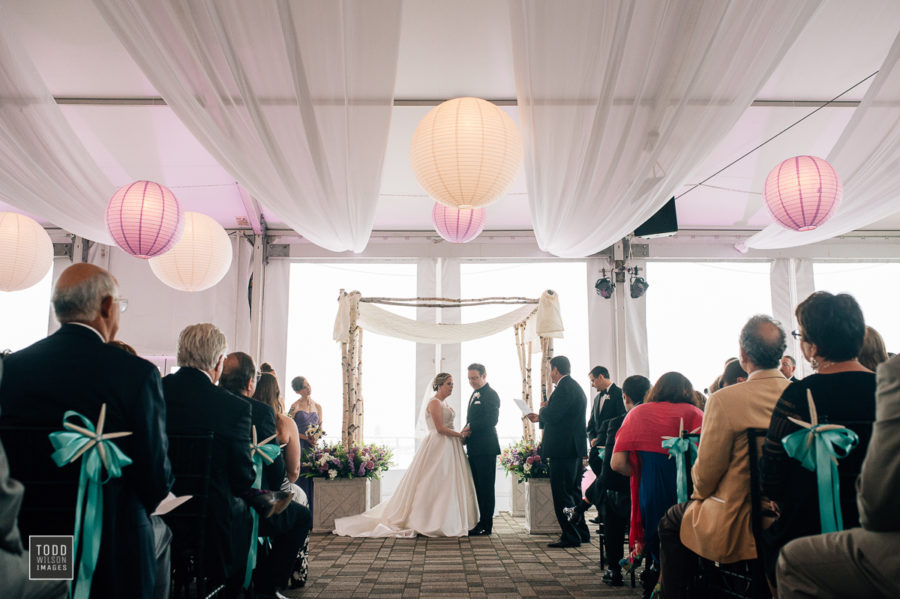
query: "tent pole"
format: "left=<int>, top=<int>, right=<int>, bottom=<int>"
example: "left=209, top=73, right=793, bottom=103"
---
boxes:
left=248, top=233, right=266, bottom=364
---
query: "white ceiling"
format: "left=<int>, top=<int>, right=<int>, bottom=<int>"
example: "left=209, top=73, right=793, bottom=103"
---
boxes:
left=4, top=0, right=900, bottom=237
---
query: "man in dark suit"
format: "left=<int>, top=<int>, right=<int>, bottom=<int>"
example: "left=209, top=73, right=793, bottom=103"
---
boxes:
left=527, top=355, right=588, bottom=547
left=585, top=366, right=625, bottom=514
left=461, top=363, right=500, bottom=536
left=163, top=324, right=256, bottom=586
left=0, top=263, right=173, bottom=599
left=220, top=351, right=285, bottom=493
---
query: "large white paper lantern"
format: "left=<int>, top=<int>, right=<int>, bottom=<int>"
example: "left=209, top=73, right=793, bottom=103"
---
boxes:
left=410, top=97, right=523, bottom=209
left=106, top=181, right=184, bottom=258
left=763, top=156, right=842, bottom=231
left=0, top=212, right=53, bottom=292
left=149, top=212, right=232, bottom=292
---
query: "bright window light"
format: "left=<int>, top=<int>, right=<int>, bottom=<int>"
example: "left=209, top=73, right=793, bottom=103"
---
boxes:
left=0, top=269, right=53, bottom=352
left=285, top=263, right=417, bottom=466
left=646, top=262, right=772, bottom=392
left=814, top=262, right=900, bottom=353
left=460, top=262, right=589, bottom=447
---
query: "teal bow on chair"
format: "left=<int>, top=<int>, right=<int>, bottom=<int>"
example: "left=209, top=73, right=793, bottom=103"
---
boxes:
left=243, top=425, right=283, bottom=589
left=781, top=390, right=859, bottom=534
left=662, top=418, right=701, bottom=503
left=49, top=404, right=132, bottom=599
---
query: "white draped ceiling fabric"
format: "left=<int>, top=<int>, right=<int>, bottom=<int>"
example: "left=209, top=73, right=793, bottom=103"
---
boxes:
left=743, top=30, right=900, bottom=250
left=94, top=0, right=402, bottom=253
left=0, top=17, right=114, bottom=244
left=508, top=0, right=822, bottom=258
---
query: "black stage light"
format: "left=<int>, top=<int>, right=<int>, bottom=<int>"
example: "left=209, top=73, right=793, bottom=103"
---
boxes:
left=595, top=269, right=615, bottom=299
left=629, top=266, right=649, bottom=298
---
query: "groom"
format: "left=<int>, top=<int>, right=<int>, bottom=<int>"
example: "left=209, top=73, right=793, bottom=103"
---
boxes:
left=462, top=363, right=501, bottom=536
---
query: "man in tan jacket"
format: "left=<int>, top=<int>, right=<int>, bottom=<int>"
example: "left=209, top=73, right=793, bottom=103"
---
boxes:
left=658, top=315, right=790, bottom=597
left=776, top=354, right=900, bottom=598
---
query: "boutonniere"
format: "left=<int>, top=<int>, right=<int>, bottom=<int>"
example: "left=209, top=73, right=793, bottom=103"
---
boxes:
left=473, top=392, right=481, bottom=400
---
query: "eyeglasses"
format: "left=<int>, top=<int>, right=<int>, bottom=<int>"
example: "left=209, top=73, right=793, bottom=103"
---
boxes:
left=115, top=297, right=128, bottom=313
left=791, top=329, right=803, bottom=341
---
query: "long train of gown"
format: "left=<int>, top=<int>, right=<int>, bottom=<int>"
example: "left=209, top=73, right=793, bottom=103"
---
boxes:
left=333, top=398, right=479, bottom=537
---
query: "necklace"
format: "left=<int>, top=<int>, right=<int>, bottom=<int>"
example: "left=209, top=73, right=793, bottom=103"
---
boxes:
left=815, top=358, right=859, bottom=373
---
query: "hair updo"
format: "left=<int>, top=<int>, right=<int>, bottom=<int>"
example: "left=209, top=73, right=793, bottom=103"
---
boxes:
left=432, top=372, right=452, bottom=391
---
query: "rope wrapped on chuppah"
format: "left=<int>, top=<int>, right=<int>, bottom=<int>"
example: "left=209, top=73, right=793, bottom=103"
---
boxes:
left=662, top=418, right=701, bottom=504
left=48, top=404, right=132, bottom=599
left=781, top=390, right=859, bottom=534
left=243, top=426, right=283, bottom=589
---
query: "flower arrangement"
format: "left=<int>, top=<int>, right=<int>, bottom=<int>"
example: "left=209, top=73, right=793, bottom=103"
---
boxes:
left=300, top=442, right=393, bottom=480
left=500, top=439, right=549, bottom=483
left=304, top=424, right=324, bottom=446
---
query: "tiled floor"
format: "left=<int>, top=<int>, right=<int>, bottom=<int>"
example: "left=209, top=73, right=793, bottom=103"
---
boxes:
left=288, top=512, right=643, bottom=598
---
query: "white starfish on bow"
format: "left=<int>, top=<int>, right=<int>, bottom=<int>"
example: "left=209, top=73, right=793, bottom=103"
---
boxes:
left=249, top=425, right=279, bottom=464
left=787, top=390, right=845, bottom=453
left=661, top=417, right=701, bottom=444
left=63, top=403, right=132, bottom=469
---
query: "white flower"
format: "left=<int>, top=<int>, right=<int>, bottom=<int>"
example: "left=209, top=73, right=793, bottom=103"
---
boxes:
left=524, top=463, right=532, bottom=473
left=317, top=456, right=328, bottom=466
left=474, top=392, right=480, bottom=399
left=328, top=469, right=338, bottom=479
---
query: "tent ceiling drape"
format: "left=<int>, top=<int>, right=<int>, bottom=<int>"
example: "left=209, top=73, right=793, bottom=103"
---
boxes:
left=93, top=0, right=402, bottom=253
left=743, top=29, right=900, bottom=250
left=508, top=0, right=822, bottom=257
left=0, top=16, right=114, bottom=244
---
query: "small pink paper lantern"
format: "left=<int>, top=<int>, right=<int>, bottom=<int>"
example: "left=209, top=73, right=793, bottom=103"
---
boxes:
left=763, top=156, right=842, bottom=232
left=106, top=181, right=184, bottom=258
left=432, top=203, right=485, bottom=243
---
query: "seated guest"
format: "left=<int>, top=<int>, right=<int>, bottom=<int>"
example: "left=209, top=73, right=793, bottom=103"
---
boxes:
left=777, top=354, right=900, bottom=598
left=221, top=352, right=286, bottom=493
left=760, top=292, right=876, bottom=587
left=0, top=263, right=173, bottom=599
left=708, top=357, right=739, bottom=394
left=253, top=373, right=301, bottom=485
left=859, top=325, right=888, bottom=373
left=658, top=315, right=790, bottom=598
left=221, top=352, right=311, bottom=596
left=611, top=372, right=704, bottom=594
left=691, top=390, right=707, bottom=411
left=0, top=359, right=67, bottom=599
left=599, top=374, right=651, bottom=587
left=108, top=339, right=137, bottom=355
left=721, top=358, right=748, bottom=387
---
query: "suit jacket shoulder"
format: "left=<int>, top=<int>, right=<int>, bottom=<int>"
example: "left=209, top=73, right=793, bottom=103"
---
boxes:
left=858, top=356, right=900, bottom=531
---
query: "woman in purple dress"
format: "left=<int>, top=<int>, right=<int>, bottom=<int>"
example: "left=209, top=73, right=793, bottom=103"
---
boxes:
left=288, top=376, right=323, bottom=516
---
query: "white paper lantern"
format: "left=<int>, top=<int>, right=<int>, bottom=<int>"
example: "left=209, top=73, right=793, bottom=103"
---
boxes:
left=0, top=212, right=53, bottom=292
left=106, top=181, right=184, bottom=258
left=149, top=212, right=232, bottom=292
left=410, top=97, right=523, bottom=209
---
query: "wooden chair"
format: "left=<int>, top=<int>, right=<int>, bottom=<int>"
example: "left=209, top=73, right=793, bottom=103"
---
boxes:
left=163, top=432, right=223, bottom=599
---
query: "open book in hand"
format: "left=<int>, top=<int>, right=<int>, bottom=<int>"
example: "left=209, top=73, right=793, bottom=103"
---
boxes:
left=151, top=492, right=193, bottom=516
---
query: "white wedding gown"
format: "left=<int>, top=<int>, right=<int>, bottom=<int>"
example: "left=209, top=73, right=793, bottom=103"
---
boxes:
left=333, top=398, right=479, bottom=537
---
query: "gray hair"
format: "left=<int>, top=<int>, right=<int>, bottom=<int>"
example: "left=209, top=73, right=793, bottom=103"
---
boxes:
left=739, top=315, right=787, bottom=370
left=177, top=324, right=227, bottom=371
left=52, top=269, right=118, bottom=323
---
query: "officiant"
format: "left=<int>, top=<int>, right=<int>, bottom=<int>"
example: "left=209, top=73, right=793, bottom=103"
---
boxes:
left=462, top=363, right=501, bottom=536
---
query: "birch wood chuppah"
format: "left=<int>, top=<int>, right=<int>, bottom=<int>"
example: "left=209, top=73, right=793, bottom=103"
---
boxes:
left=332, top=290, right=565, bottom=446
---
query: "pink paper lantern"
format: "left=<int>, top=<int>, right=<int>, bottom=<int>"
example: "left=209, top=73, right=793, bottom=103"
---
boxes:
left=106, top=181, right=184, bottom=258
left=763, top=156, right=842, bottom=232
left=432, top=203, right=485, bottom=243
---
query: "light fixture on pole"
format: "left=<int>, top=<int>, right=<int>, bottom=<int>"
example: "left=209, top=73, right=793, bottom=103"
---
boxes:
left=410, top=97, right=523, bottom=209
left=595, top=269, right=615, bottom=299
left=629, top=266, right=649, bottom=299
left=763, top=156, right=841, bottom=231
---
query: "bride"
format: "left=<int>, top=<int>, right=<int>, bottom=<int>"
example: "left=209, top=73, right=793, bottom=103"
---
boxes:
left=333, top=373, right=480, bottom=537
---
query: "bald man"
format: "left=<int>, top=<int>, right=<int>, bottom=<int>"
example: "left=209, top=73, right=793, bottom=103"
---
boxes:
left=0, top=263, right=173, bottom=599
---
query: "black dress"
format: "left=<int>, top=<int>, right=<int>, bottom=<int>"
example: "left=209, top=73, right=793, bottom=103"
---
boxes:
left=759, top=371, right=876, bottom=581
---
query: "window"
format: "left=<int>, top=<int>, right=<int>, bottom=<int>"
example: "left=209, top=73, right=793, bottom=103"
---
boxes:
left=0, top=269, right=53, bottom=352
left=814, top=262, right=900, bottom=353
left=460, top=262, right=589, bottom=448
left=645, top=262, right=772, bottom=392
left=285, top=263, right=417, bottom=466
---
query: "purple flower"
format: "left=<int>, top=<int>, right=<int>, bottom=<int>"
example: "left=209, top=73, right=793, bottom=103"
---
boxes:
left=525, top=456, right=534, bottom=465
left=358, top=465, right=366, bottom=477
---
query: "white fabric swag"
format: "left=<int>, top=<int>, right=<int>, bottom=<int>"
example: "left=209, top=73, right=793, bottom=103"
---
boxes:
left=0, top=16, right=114, bottom=243
left=743, top=30, right=900, bottom=250
left=94, top=0, right=402, bottom=253
left=508, top=0, right=821, bottom=258
left=333, top=290, right=564, bottom=346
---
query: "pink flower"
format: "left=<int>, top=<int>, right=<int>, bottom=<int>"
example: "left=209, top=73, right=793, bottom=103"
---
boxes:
left=525, top=456, right=534, bottom=465
left=366, top=460, right=375, bottom=470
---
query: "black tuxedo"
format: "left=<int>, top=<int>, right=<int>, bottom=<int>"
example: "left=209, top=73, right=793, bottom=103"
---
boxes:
left=465, top=383, right=500, bottom=533
left=539, top=374, right=588, bottom=544
left=163, top=367, right=254, bottom=582
left=587, top=384, right=625, bottom=442
left=0, top=324, right=173, bottom=598
left=247, top=397, right=284, bottom=492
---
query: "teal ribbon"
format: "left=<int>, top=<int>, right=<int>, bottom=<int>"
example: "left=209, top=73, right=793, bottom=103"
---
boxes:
left=49, top=409, right=132, bottom=599
left=597, top=447, right=606, bottom=461
left=662, top=433, right=699, bottom=503
left=243, top=440, right=282, bottom=589
left=782, top=424, right=858, bottom=533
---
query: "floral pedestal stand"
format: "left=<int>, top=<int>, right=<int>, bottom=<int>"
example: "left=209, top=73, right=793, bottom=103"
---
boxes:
left=524, top=478, right=559, bottom=534
left=511, top=478, right=525, bottom=517
left=312, top=478, right=370, bottom=533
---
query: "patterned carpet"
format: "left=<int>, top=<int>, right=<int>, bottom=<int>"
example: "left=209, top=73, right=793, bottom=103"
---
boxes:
left=287, top=512, right=643, bottom=598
